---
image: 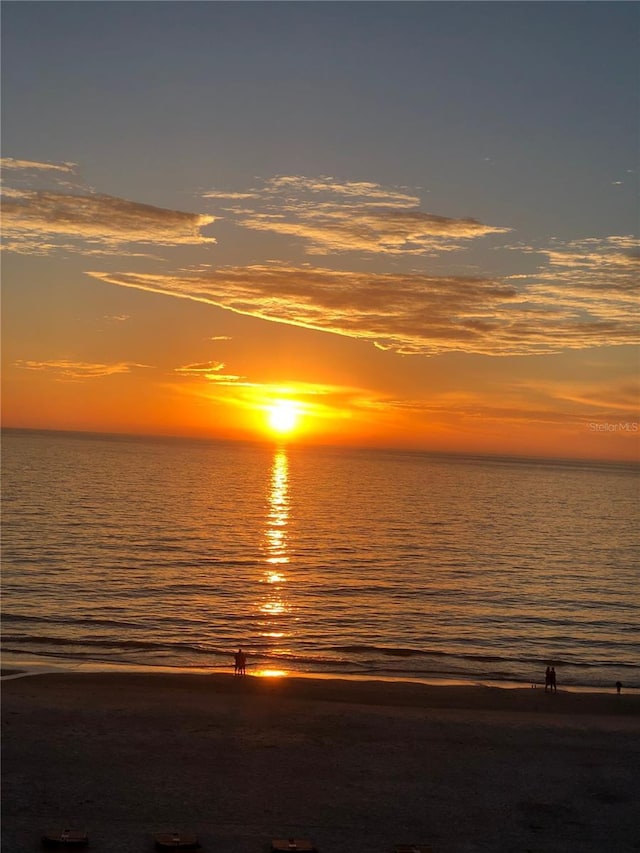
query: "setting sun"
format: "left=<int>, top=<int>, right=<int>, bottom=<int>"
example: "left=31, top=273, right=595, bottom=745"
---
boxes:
left=267, top=400, right=299, bottom=435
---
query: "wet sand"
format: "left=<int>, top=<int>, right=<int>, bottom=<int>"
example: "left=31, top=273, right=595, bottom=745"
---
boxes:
left=2, top=671, right=639, bottom=852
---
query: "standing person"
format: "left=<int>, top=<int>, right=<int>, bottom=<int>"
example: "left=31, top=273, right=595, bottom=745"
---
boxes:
left=550, top=666, right=557, bottom=693
left=544, top=666, right=551, bottom=692
left=616, top=681, right=622, bottom=695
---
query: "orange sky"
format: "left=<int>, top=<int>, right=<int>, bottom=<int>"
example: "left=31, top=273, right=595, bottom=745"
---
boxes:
left=1, top=4, right=638, bottom=463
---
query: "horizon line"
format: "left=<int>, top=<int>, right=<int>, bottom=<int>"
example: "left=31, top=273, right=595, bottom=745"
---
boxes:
left=2, top=424, right=638, bottom=469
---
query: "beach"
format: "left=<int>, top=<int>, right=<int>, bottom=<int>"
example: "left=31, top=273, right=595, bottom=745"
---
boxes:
left=2, top=672, right=639, bottom=853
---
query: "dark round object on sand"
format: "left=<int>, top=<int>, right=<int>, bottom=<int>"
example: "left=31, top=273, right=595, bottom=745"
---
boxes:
left=154, top=832, right=200, bottom=850
left=41, top=829, right=89, bottom=848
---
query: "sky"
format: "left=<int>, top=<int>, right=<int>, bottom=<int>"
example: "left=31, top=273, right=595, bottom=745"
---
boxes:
left=1, top=1, right=638, bottom=461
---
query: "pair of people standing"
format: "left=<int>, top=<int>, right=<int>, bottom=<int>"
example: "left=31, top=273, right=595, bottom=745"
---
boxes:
left=545, top=665, right=557, bottom=693
left=234, top=647, right=247, bottom=676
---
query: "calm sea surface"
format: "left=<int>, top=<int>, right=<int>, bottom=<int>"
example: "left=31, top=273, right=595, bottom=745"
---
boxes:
left=2, top=429, right=639, bottom=689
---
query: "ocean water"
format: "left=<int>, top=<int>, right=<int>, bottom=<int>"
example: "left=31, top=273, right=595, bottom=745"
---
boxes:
left=2, top=429, right=639, bottom=689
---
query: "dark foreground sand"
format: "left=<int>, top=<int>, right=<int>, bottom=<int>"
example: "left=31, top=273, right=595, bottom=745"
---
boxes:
left=2, top=672, right=639, bottom=853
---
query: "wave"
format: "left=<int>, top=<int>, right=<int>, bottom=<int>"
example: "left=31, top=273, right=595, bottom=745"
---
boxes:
left=2, top=612, right=143, bottom=630
left=0, top=634, right=232, bottom=659
left=1, top=611, right=252, bottom=629
left=328, top=644, right=640, bottom=670
left=4, top=633, right=639, bottom=677
left=3, top=643, right=637, bottom=690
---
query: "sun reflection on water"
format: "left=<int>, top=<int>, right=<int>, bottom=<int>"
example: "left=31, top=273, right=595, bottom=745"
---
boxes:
left=265, top=448, right=290, bottom=566
left=260, top=600, right=286, bottom=615
left=258, top=448, right=292, bottom=652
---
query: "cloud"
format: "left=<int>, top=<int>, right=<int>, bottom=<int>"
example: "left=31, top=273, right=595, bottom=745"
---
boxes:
left=172, top=375, right=374, bottom=420
left=2, top=190, right=216, bottom=254
left=14, top=359, right=150, bottom=381
left=515, top=236, right=639, bottom=327
left=1, top=159, right=215, bottom=255
left=238, top=208, right=507, bottom=256
left=174, top=361, right=243, bottom=382
left=378, top=376, right=640, bottom=432
left=85, top=264, right=513, bottom=354
left=261, top=175, right=421, bottom=207
left=544, top=236, right=639, bottom=278
left=523, top=377, right=640, bottom=416
left=86, top=257, right=638, bottom=356
left=204, top=175, right=509, bottom=256
left=1, top=157, right=77, bottom=173
left=202, top=191, right=260, bottom=200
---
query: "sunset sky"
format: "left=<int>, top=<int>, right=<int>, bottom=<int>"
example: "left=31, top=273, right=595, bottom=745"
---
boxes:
left=2, top=1, right=638, bottom=460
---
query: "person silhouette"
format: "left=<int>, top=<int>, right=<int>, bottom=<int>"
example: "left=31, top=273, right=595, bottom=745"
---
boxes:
left=545, top=666, right=551, bottom=692
left=616, top=681, right=622, bottom=695
left=550, top=666, right=557, bottom=693
left=234, top=647, right=246, bottom=676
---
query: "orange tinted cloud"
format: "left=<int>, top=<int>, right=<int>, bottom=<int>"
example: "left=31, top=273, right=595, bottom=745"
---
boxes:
left=1, top=159, right=215, bottom=254
left=14, top=359, right=150, bottom=381
left=87, top=260, right=638, bottom=356
left=208, top=174, right=509, bottom=255
left=0, top=157, right=77, bottom=173
left=174, top=361, right=244, bottom=383
left=238, top=208, right=507, bottom=255
left=2, top=190, right=215, bottom=254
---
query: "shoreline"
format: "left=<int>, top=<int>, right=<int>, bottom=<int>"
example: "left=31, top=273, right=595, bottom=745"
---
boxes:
left=2, top=667, right=639, bottom=716
left=2, top=653, right=638, bottom=696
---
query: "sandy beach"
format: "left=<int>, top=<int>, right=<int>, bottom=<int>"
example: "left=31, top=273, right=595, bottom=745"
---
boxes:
left=2, top=671, right=639, bottom=853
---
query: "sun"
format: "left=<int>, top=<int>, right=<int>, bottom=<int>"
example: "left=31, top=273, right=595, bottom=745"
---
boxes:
left=267, top=400, right=299, bottom=435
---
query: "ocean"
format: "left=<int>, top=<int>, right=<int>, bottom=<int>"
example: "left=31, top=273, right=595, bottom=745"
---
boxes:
left=2, top=429, right=639, bottom=690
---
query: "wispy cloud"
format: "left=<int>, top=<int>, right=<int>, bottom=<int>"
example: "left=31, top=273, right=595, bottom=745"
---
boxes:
left=86, top=264, right=512, bottom=354
left=204, top=175, right=510, bottom=256
left=172, top=374, right=374, bottom=421
left=517, top=235, right=639, bottom=282
left=2, top=190, right=216, bottom=254
left=261, top=175, right=422, bottom=207
left=87, top=257, right=638, bottom=356
left=378, top=376, right=640, bottom=432
left=514, top=235, right=639, bottom=328
left=238, top=209, right=506, bottom=256
left=1, top=157, right=77, bottom=173
left=1, top=160, right=215, bottom=255
left=520, top=377, right=640, bottom=417
left=202, top=191, right=260, bottom=200
left=14, top=359, right=150, bottom=381
left=174, top=361, right=243, bottom=382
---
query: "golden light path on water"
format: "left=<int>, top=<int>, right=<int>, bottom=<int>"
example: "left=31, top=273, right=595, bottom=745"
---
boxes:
left=256, top=447, right=291, bottom=677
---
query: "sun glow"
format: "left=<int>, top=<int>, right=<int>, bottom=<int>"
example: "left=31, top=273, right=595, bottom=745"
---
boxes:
left=267, top=400, right=299, bottom=435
